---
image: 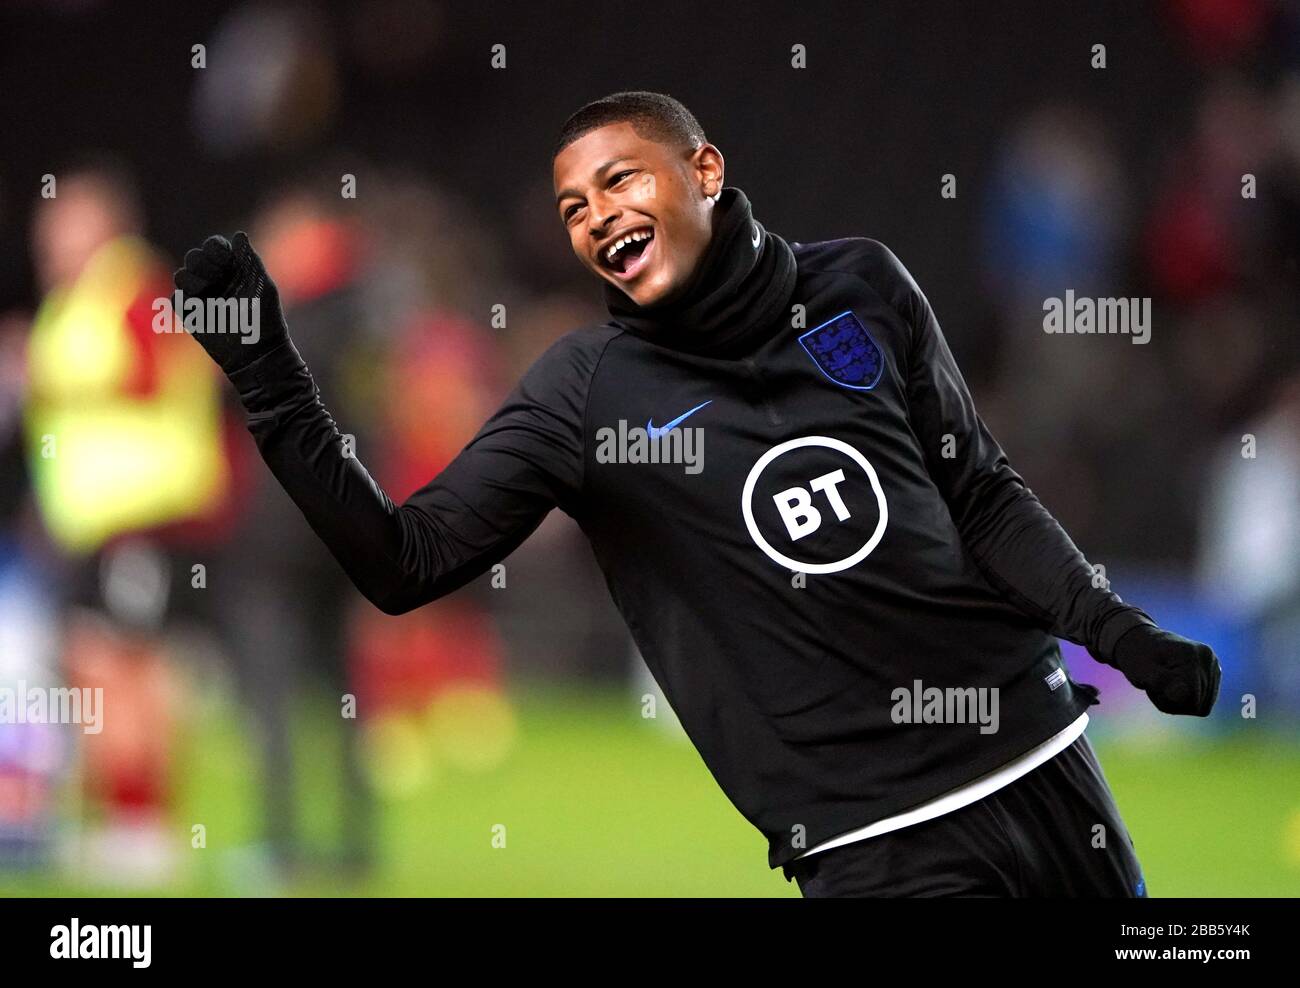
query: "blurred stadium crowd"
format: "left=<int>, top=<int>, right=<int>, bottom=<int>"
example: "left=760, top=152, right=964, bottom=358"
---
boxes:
left=0, top=0, right=1296, bottom=892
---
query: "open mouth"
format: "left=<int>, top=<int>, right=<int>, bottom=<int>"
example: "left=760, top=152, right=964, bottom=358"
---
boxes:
left=599, top=225, right=655, bottom=280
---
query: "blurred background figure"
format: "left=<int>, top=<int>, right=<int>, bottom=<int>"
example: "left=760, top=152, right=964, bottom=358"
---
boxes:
left=194, top=182, right=380, bottom=884
left=22, top=162, right=230, bottom=886
left=346, top=173, right=518, bottom=804
left=1198, top=371, right=1300, bottom=713
left=0, top=311, right=62, bottom=872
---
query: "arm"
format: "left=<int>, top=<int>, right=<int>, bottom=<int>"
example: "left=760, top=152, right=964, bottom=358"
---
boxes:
left=874, top=242, right=1220, bottom=716
left=174, top=233, right=589, bottom=616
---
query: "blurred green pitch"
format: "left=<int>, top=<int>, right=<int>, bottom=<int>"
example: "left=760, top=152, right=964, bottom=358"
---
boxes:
left=5, top=687, right=1298, bottom=897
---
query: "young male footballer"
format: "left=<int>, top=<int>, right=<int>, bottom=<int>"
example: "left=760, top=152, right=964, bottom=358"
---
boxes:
left=174, top=91, right=1221, bottom=897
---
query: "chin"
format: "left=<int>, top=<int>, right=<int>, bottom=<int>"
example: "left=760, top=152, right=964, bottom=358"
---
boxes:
left=628, top=273, right=681, bottom=307
left=626, top=285, right=665, bottom=306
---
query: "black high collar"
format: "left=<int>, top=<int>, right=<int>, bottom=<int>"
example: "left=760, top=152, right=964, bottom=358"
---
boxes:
left=603, top=186, right=798, bottom=358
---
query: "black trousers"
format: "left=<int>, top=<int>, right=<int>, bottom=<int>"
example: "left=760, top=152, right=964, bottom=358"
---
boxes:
left=783, top=733, right=1147, bottom=897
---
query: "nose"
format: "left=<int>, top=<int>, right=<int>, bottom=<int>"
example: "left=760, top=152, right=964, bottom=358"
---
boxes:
left=587, top=193, right=619, bottom=241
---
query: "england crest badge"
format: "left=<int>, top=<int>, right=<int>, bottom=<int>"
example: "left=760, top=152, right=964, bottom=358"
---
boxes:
left=797, top=310, right=884, bottom=391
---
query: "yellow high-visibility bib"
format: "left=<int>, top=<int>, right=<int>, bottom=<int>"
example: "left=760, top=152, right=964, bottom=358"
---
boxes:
left=25, top=237, right=228, bottom=553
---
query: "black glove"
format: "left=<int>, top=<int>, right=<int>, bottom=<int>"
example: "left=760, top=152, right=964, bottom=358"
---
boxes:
left=173, top=232, right=289, bottom=375
left=1109, top=623, right=1221, bottom=717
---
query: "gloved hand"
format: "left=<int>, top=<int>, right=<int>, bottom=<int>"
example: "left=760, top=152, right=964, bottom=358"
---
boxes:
left=172, top=232, right=289, bottom=374
left=1109, top=623, right=1221, bottom=717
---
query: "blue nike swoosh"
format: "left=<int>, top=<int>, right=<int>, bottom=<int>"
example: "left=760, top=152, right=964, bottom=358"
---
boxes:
left=647, top=400, right=712, bottom=440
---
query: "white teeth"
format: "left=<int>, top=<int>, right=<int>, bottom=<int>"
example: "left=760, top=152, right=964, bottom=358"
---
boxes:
left=605, top=228, right=653, bottom=264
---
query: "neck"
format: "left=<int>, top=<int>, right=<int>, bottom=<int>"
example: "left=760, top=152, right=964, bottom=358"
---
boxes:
left=603, top=186, right=798, bottom=358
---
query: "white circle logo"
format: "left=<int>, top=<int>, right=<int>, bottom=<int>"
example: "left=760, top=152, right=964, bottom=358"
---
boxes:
left=741, top=436, right=888, bottom=574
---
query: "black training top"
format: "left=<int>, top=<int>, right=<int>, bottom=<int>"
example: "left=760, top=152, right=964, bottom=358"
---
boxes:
left=226, top=186, right=1154, bottom=870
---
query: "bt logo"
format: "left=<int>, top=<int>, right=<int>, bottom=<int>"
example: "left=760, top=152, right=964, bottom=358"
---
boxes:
left=773, top=469, right=852, bottom=541
left=741, top=436, right=888, bottom=574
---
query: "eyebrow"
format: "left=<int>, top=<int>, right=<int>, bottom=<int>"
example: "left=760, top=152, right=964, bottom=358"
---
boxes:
left=555, top=157, right=633, bottom=205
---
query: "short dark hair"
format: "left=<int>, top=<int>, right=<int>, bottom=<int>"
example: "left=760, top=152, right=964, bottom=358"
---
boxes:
left=553, top=91, right=706, bottom=158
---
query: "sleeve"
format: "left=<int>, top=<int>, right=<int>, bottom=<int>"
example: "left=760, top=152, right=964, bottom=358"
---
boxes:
left=876, top=242, right=1154, bottom=663
left=225, top=333, right=594, bottom=616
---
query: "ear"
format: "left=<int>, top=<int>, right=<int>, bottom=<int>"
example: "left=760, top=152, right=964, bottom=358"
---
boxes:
left=690, top=143, right=725, bottom=200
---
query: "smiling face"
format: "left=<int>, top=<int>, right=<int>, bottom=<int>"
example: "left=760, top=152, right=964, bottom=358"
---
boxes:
left=553, top=121, right=724, bottom=307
